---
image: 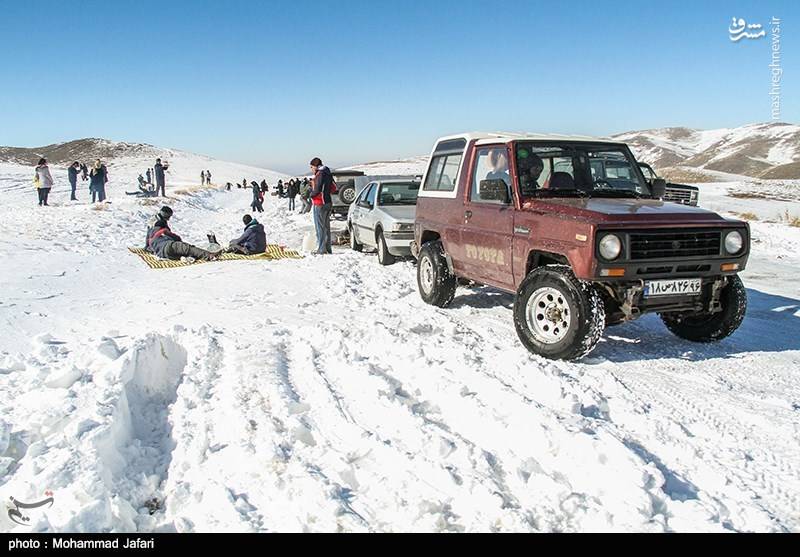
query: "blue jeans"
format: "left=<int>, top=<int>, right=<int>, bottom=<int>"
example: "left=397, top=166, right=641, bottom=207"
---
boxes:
left=312, top=203, right=332, bottom=254
left=92, top=186, right=106, bottom=203
left=288, top=197, right=295, bottom=211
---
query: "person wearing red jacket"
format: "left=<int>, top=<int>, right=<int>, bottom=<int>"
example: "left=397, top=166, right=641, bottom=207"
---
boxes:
left=309, top=157, right=333, bottom=254
left=144, top=206, right=218, bottom=261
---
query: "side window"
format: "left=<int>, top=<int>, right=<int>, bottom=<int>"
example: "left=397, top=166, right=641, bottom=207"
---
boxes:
left=470, top=147, right=511, bottom=204
left=365, top=183, right=377, bottom=207
left=423, top=154, right=462, bottom=192
left=359, top=184, right=374, bottom=205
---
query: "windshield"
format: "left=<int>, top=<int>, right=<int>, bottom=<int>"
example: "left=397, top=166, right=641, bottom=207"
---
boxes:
left=515, top=143, right=651, bottom=198
left=378, top=182, right=420, bottom=205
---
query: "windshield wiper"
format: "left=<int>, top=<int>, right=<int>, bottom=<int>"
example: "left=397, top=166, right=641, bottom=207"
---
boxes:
left=531, top=188, right=589, bottom=198
left=590, top=189, right=644, bottom=199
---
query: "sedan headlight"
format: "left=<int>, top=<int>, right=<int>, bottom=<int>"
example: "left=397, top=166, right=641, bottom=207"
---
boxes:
left=724, top=230, right=744, bottom=254
left=599, top=234, right=622, bottom=260
left=392, top=222, right=414, bottom=232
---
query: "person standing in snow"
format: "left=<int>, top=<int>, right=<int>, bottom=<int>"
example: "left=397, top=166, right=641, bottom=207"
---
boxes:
left=309, top=157, right=334, bottom=254
left=154, top=158, right=167, bottom=197
left=260, top=179, right=268, bottom=194
left=287, top=179, right=298, bottom=211
left=34, top=158, right=54, bottom=206
left=89, top=159, right=108, bottom=202
left=206, top=170, right=212, bottom=184
left=227, top=214, right=266, bottom=254
left=250, top=181, right=264, bottom=213
left=80, top=162, right=88, bottom=181
left=68, top=161, right=80, bottom=201
left=144, top=206, right=218, bottom=261
left=146, top=168, right=152, bottom=185
left=298, top=178, right=311, bottom=214
left=200, top=170, right=206, bottom=185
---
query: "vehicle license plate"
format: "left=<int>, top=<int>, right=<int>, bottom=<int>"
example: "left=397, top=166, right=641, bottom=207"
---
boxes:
left=644, top=278, right=702, bottom=297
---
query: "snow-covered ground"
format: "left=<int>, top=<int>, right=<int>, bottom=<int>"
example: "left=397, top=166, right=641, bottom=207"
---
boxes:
left=0, top=159, right=798, bottom=533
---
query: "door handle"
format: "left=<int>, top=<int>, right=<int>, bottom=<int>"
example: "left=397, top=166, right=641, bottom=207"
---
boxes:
left=464, top=210, right=472, bottom=221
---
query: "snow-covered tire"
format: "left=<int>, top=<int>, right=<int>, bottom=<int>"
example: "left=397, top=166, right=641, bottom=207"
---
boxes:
left=513, top=265, right=605, bottom=360
left=376, top=231, right=395, bottom=266
left=349, top=223, right=363, bottom=252
left=338, top=184, right=356, bottom=205
left=660, top=275, right=747, bottom=342
left=417, top=241, right=456, bottom=307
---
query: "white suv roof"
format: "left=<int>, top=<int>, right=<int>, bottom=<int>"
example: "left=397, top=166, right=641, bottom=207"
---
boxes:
left=436, top=131, right=625, bottom=146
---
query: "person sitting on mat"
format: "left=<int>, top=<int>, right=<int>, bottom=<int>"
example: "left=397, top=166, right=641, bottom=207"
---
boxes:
left=227, top=214, right=266, bottom=255
left=144, top=206, right=219, bottom=261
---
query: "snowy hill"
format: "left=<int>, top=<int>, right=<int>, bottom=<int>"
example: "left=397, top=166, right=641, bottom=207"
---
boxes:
left=613, top=122, right=800, bottom=180
left=0, top=138, right=289, bottom=189
left=340, top=123, right=800, bottom=182
left=337, top=155, right=429, bottom=176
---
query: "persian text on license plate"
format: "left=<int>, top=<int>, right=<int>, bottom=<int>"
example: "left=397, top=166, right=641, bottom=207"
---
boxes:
left=644, top=278, right=702, bottom=297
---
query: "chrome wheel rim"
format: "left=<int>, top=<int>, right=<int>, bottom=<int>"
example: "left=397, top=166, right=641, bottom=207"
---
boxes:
left=525, top=287, right=571, bottom=344
left=419, top=255, right=434, bottom=293
left=343, top=188, right=356, bottom=203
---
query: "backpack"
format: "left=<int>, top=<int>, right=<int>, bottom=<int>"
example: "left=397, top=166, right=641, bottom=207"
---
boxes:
left=330, top=179, right=338, bottom=195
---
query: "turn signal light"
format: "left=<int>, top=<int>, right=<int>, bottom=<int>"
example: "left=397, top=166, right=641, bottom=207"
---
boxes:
left=721, top=263, right=740, bottom=272
left=600, top=268, right=626, bottom=277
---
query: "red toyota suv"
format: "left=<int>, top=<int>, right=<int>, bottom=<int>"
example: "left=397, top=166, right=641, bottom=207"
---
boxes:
left=412, top=133, right=749, bottom=360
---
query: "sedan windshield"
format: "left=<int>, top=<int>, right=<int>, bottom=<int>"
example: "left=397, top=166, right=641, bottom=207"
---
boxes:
left=515, top=143, right=651, bottom=199
left=378, top=182, right=420, bottom=205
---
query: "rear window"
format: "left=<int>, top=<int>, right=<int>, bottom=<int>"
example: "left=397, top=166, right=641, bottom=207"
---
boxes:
left=424, top=153, right=462, bottom=192
left=379, top=182, right=419, bottom=205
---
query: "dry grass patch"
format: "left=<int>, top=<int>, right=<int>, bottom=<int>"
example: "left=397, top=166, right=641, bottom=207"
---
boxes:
left=733, top=212, right=759, bottom=221
left=783, top=211, right=800, bottom=227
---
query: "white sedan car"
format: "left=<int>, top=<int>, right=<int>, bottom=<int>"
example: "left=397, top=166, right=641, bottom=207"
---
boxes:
left=347, top=179, right=420, bottom=265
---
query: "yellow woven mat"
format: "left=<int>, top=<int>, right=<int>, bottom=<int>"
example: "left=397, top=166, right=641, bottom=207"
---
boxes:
left=128, top=245, right=303, bottom=269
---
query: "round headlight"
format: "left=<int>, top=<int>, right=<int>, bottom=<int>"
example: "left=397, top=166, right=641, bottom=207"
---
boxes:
left=599, top=234, right=622, bottom=260
left=725, top=230, right=743, bottom=254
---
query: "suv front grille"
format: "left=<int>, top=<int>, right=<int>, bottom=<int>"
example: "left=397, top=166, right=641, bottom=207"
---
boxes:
left=629, top=230, right=721, bottom=260
left=664, top=187, right=696, bottom=205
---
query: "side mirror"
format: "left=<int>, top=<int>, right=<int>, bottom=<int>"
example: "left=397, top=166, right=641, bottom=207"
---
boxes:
left=651, top=178, right=666, bottom=199
left=479, top=179, right=511, bottom=203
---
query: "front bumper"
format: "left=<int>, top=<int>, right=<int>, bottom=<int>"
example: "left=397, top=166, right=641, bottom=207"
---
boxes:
left=593, top=255, right=748, bottom=281
left=384, top=231, right=414, bottom=255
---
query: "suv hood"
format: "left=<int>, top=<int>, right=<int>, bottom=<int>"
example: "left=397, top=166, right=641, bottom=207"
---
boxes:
left=524, top=197, right=730, bottom=225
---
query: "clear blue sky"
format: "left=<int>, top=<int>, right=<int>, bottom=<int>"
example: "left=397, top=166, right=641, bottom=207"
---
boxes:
left=0, top=0, right=795, bottom=173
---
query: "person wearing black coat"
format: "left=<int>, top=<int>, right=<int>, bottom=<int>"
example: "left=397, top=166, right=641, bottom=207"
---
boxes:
left=250, top=181, right=264, bottom=213
left=154, top=159, right=167, bottom=196
left=287, top=179, right=298, bottom=211
left=67, top=162, right=80, bottom=200
left=228, top=214, right=266, bottom=254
